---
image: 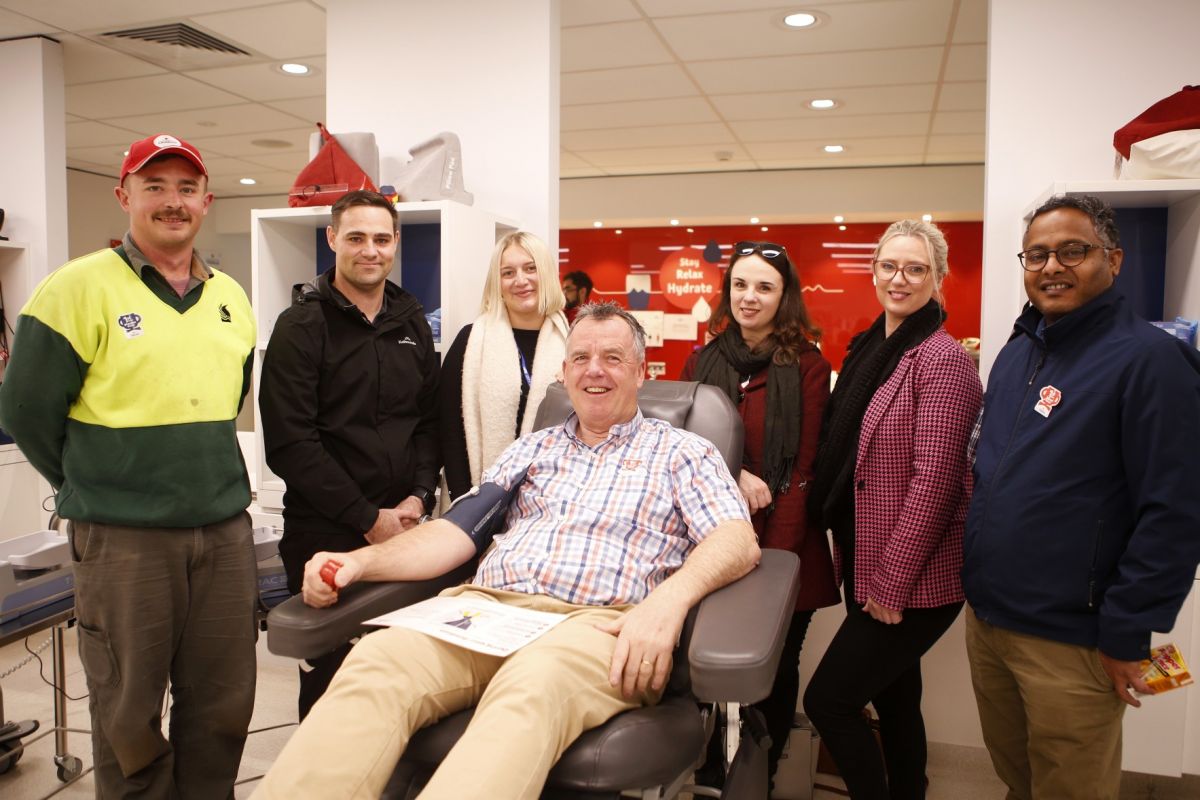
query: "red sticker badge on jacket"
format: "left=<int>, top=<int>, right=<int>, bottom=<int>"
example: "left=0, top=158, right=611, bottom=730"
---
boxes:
left=1034, top=385, right=1062, bottom=418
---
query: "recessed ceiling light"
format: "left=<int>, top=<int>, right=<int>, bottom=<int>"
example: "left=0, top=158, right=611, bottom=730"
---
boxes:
left=824, top=144, right=844, bottom=153
left=750, top=216, right=760, bottom=224
left=922, top=213, right=933, bottom=222
left=279, top=63, right=311, bottom=75
left=251, top=138, right=293, bottom=149
left=833, top=215, right=844, bottom=223
left=670, top=219, right=680, bottom=226
left=239, top=178, right=257, bottom=185
left=122, top=150, right=129, bottom=156
left=783, top=12, right=819, bottom=28
left=593, top=220, right=603, bottom=228
left=808, top=98, right=838, bottom=110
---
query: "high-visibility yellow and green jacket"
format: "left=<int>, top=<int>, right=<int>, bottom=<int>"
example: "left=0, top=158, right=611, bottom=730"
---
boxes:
left=0, top=245, right=255, bottom=527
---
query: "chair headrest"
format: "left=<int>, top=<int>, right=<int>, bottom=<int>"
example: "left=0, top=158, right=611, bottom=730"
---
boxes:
left=532, top=380, right=743, bottom=477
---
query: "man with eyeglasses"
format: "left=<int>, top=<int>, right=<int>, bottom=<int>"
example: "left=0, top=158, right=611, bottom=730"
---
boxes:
left=962, top=194, right=1200, bottom=799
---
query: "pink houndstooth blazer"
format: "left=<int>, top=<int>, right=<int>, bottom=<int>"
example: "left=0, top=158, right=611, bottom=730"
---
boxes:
left=839, top=328, right=982, bottom=610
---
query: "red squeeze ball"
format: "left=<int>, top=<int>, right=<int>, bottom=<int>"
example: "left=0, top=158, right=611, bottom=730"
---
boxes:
left=320, top=559, right=343, bottom=591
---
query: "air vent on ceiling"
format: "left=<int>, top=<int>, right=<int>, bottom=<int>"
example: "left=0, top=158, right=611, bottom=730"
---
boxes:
left=103, top=23, right=250, bottom=56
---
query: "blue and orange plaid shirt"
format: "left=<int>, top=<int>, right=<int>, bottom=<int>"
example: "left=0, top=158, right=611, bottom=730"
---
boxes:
left=473, top=410, right=749, bottom=606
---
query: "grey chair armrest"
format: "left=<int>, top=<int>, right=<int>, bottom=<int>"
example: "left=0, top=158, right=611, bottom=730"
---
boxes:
left=266, top=562, right=477, bottom=660
left=687, top=549, right=800, bottom=703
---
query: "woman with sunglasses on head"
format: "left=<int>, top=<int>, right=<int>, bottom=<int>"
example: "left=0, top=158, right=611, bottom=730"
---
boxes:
left=681, top=241, right=840, bottom=788
left=439, top=231, right=568, bottom=502
left=804, top=220, right=982, bottom=799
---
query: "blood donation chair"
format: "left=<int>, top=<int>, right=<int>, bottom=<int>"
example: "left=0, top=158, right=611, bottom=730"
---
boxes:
left=265, top=380, right=801, bottom=799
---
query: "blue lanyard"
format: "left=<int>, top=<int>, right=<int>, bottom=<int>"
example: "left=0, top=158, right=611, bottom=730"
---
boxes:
left=518, top=348, right=532, bottom=387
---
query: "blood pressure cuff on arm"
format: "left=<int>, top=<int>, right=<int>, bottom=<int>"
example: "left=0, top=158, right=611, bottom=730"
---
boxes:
left=442, top=468, right=529, bottom=555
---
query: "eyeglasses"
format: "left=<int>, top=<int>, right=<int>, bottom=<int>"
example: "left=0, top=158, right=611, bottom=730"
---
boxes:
left=872, top=260, right=931, bottom=284
left=1017, top=243, right=1108, bottom=271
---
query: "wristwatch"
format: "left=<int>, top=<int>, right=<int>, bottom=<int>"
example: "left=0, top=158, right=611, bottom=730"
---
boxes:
left=411, top=486, right=435, bottom=514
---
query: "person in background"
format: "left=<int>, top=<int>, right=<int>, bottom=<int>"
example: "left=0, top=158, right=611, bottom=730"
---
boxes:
left=805, top=219, right=982, bottom=800
left=439, top=231, right=568, bottom=502
left=259, top=189, right=440, bottom=718
left=0, top=133, right=257, bottom=797
left=561, top=269, right=594, bottom=322
left=964, top=195, right=1200, bottom=800
left=682, top=240, right=839, bottom=787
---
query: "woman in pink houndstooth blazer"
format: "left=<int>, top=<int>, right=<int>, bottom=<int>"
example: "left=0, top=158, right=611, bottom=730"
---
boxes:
left=804, top=219, right=982, bottom=800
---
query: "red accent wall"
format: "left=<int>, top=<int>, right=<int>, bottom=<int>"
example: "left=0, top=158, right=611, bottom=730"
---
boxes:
left=560, top=222, right=982, bottom=376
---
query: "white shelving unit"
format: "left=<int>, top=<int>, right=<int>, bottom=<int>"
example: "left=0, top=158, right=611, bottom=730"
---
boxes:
left=250, top=200, right=517, bottom=510
left=1027, top=180, right=1200, bottom=777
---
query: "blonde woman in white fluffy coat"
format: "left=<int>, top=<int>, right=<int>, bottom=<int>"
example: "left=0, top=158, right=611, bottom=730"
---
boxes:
left=438, top=231, right=569, bottom=501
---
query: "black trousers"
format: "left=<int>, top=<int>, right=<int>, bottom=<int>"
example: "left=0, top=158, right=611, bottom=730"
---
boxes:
left=280, top=528, right=364, bottom=720
left=803, top=593, right=961, bottom=800
left=757, top=610, right=815, bottom=777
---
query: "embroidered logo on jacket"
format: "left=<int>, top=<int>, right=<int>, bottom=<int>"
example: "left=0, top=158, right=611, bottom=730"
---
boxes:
left=219, top=304, right=231, bottom=323
left=398, top=336, right=416, bottom=346
left=118, top=312, right=144, bottom=339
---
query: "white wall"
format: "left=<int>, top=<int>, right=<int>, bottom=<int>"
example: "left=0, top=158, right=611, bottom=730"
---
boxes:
left=562, top=164, right=985, bottom=228
left=981, top=0, right=1200, bottom=377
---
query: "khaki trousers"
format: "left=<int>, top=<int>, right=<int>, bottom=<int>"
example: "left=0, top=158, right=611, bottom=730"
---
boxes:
left=253, top=586, right=662, bottom=800
left=71, top=512, right=258, bottom=799
left=965, top=607, right=1125, bottom=800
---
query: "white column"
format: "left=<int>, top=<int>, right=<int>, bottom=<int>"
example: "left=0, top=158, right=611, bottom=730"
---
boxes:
left=981, top=0, right=1200, bottom=377
left=325, top=0, right=560, bottom=247
left=0, top=36, right=68, bottom=283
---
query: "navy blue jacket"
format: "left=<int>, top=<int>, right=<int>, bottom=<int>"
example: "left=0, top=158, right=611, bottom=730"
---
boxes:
left=964, top=289, right=1200, bottom=661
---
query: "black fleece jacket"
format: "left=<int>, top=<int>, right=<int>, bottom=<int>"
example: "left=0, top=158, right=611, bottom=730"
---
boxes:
left=259, top=268, right=440, bottom=541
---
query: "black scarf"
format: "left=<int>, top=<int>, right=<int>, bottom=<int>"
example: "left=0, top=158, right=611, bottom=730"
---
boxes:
left=692, top=328, right=802, bottom=501
left=808, top=299, right=945, bottom=538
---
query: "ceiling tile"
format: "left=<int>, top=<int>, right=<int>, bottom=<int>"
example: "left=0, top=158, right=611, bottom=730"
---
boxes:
left=563, top=64, right=698, bottom=105
left=66, top=74, right=244, bottom=118
left=712, top=84, right=938, bottom=120
left=201, top=155, right=275, bottom=178
left=943, top=43, right=986, bottom=82
left=59, top=33, right=165, bottom=84
left=746, top=136, right=928, bottom=159
left=239, top=151, right=312, bottom=171
left=936, top=81, right=985, bottom=111
left=580, top=144, right=753, bottom=169
left=0, top=6, right=58, bottom=37
left=264, top=96, right=326, bottom=123
left=111, top=103, right=311, bottom=139
left=187, top=57, right=326, bottom=101
left=638, top=0, right=853, bottom=17
left=754, top=154, right=920, bottom=170
left=67, top=143, right=136, bottom=169
left=931, top=110, right=984, bottom=135
left=563, top=122, right=736, bottom=150
left=0, top=0, right=279, bottom=31
left=925, top=133, right=985, bottom=156
left=561, top=0, right=640, bottom=27
left=953, top=0, right=988, bottom=43
left=690, top=47, right=945, bottom=95
left=66, top=120, right=146, bottom=148
left=187, top=128, right=313, bottom=158
left=191, top=2, right=325, bottom=60
left=654, top=0, right=954, bottom=62
left=732, top=112, right=931, bottom=142
left=560, top=152, right=594, bottom=169
left=561, top=20, right=673, bottom=72
left=563, top=97, right=719, bottom=131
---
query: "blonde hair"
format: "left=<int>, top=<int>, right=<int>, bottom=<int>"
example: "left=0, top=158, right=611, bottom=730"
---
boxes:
left=479, top=232, right=566, bottom=320
left=873, top=219, right=950, bottom=293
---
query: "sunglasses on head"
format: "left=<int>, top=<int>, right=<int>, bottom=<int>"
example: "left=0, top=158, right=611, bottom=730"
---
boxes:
left=733, top=241, right=787, bottom=261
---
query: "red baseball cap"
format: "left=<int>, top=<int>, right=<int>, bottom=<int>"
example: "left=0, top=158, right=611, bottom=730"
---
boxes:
left=120, top=134, right=207, bottom=183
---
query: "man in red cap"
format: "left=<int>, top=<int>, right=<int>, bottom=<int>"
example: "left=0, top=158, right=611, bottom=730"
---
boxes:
left=0, top=134, right=258, bottom=798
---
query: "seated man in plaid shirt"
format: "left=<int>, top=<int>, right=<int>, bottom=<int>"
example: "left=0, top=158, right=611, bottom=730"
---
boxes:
left=253, top=302, right=760, bottom=800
